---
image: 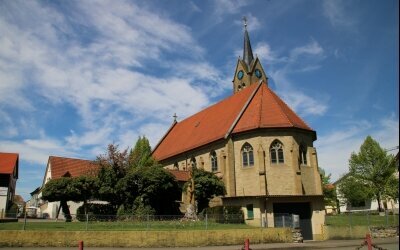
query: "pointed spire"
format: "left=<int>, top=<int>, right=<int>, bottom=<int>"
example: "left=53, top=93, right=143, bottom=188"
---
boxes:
left=242, top=16, right=254, bottom=70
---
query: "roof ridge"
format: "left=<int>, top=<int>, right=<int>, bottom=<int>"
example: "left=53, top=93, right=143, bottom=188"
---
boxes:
left=224, top=81, right=263, bottom=139
left=49, top=155, right=92, bottom=161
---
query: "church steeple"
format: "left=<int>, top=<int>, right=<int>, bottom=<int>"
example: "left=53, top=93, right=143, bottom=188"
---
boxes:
left=232, top=17, right=268, bottom=94
left=242, top=17, right=254, bottom=70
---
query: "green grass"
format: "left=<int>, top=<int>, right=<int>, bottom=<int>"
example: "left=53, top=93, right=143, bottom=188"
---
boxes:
left=0, top=220, right=252, bottom=231
left=326, top=213, right=399, bottom=227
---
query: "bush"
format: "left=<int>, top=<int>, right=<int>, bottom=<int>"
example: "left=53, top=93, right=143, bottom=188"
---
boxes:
left=76, top=203, right=117, bottom=221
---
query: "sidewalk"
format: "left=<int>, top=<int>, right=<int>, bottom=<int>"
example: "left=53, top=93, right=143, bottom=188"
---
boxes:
left=0, top=238, right=398, bottom=250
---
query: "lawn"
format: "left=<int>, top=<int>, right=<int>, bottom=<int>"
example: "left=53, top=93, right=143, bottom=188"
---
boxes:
left=326, top=213, right=399, bottom=227
left=0, top=219, right=252, bottom=231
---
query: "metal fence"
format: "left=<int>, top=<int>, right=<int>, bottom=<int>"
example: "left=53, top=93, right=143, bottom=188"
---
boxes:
left=325, top=211, right=399, bottom=227
left=0, top=213, right=246, bottom=231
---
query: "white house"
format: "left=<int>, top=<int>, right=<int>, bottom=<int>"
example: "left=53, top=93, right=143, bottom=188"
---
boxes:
left=37, top=156, right=98, bottom=219
left=0, top=152, right=19, bottom=218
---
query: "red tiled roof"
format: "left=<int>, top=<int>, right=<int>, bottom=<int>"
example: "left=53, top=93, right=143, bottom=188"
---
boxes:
left=153, top=81, right=314, bottom=161
left=0, top=152, right=19, bottom=175
left=166, top=169, right=190, bottom=182
left=48, top=156, right=99, bottom=179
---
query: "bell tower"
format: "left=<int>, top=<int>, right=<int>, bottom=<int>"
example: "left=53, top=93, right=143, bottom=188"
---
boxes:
left=232, top=17, right=268, bottom=93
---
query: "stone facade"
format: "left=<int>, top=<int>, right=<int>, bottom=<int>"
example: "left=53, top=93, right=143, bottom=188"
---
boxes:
left=162, top=128, right=325, bottom=239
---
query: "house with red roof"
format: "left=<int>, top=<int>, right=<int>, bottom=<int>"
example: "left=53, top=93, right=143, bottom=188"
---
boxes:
left=152, top=22, right=325, bottom=240
left=37, top=156, right=98, bottom=219
left=0, top=152, right=19, bottom=217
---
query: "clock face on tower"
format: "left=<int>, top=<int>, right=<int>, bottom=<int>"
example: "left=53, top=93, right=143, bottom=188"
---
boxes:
left=255, top=69, right=262, bottom=79
left=237, top=70, right=244, bottom=80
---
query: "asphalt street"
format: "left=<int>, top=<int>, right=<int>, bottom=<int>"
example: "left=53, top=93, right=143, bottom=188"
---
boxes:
left=0, top=237, right=398, bottom=250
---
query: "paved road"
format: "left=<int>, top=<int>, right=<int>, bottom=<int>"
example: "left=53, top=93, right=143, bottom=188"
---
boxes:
left=0, top=237, right=398, bottom=250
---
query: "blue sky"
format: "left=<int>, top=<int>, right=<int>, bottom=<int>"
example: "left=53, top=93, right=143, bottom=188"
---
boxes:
left=0, top=0, right=398, bottom=201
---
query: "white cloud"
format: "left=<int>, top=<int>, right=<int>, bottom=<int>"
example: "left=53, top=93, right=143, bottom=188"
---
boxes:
left=290, top=40, right=324, bottom=60
left=316, top=115, right=399, bottom=182
left=254, top=42, right=280, bottom=63
left=322, top=0, right=356, bottom=28
left=0, top=137, right=75, bottom=164
left=214, top=0, right=249, bottom=15
left=0, top=0, right=217, bottom=156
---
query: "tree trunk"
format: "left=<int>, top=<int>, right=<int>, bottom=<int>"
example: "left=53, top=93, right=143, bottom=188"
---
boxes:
left=60, top=200, right=72, bottom=222
left=376, top=193, right=382, bottom=212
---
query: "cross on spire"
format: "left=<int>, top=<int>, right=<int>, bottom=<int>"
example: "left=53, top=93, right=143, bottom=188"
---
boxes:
left=243, top=16, right=248, bottom=30
left=173, top=113, right=178, bottom=122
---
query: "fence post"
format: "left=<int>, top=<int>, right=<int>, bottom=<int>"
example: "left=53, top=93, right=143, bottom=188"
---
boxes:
left=23, top=210, right=27, bottom=231
left=282, top=215, right=285, bottom=227
left=385, top=210, right=388, bottom=227
left=349, top=213, right=352, bottom=238
left=367, top=212, right=370, bottom=227
left=85, top=214, right=88, bottom=231
left=205, top=213, right=208, bottom=230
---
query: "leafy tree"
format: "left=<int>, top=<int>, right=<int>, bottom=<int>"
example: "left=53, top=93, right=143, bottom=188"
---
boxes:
left=348, top=136, right=397, bottom=212
left=41, top=177, right=74, bottom=222
left=337, top=174, right=374, bottom=208
left=42, top=176, right=99, bottom=221
left=117, top=165, right=181, bottom=215
left=319, top=168, right=337, bottom=209
left=69, top=176, right=98, bottom=214
left=185, top=168, right=226, bottom=213
left=95, top=144, right=129, bottom=207
left=129, top=136, right=155, bottom=168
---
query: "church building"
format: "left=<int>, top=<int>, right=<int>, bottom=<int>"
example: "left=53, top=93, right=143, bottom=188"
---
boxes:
left=152, top=22, right=325, bottom=240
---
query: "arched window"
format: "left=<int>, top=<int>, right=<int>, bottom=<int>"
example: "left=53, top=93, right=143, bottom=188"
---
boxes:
left=173, top=162, right=179, bottom=170
left=300, top=145, right=307, bottom=165
left=270, top=140, right=284, bottom=164
left=190, top=157, right=197, bottom=169
left=242, top=143, right=254, bottom=167
left=210, top=151, right=218, bottom=172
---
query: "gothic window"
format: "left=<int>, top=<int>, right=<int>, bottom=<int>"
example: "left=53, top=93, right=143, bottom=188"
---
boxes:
left=242, top=143, right=254, bottom=167
left=300, top=145, right=307, bottom=165
left=270, top=140, right=284, bottom=164
left=173, top=162, right=179, bottom=170
left=210, top=151, right=218, bottom=172
left=190, top=157, right=197, bottom=169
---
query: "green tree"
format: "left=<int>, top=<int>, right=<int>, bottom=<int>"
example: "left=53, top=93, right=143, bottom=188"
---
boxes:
left=69, top=176, right=98, bottom=214
left=348, top=136, right=397, bottom=212
left=129, top=136, right=155, bottom=168
left=185, top=168, right=226, bottom=213
left=337, top=174, right=374, bottom=208
left=95, top=144, right=129, bottom=207
left=117, top=165, right=181, bottom=215
left=319, top=168, right=337, bottom=209
left=41, top=177, right=74, bottom=222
